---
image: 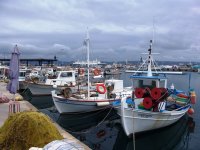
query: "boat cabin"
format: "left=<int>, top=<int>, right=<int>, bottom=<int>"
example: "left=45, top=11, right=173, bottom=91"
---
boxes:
left=19, top=69, right=26, bottom=81
left=129, top=75, right=169, bottom=110
left=45, top=70, right=76, bottom=86
left=130, top=75, right=167, bottom=89
left=105, top=79, right=124, bottom=93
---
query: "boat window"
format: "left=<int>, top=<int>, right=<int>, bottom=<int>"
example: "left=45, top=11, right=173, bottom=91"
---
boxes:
left=19, top=72, right=26, bottom=77
left=143, top=80, right=152, bottom=86
left=25, top=70, right=31, bottom=74
left=159, top=80, right=166, bottom=88
left=136, top=79, right=156, bottom=89
left=60, top=72, right=72, bottom=77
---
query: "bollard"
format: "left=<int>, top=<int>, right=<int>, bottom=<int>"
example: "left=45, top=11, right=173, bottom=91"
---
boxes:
left=9, top=101, right=20, bottom=114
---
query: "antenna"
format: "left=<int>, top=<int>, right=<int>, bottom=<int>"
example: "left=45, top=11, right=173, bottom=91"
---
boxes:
left=153, top=18, right=155, bottom=45
left=147, top=40, right=153, bottom=77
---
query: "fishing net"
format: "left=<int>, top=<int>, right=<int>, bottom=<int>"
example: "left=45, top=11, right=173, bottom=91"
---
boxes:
left=0, top=111, right=63, bottom=150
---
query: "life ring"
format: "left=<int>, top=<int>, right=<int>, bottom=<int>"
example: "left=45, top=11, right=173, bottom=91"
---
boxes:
left=96, top=83, right=107, bottom=94
left=78, top=68, right=84, bottom=75
left=93, top=68, right=100, bottom=76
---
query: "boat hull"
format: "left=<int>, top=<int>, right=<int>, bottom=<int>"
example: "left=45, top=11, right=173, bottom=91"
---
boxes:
left=22, top=81, right=59, bottom=94
left=117, top=101, right=190, bottom=136
left=20, top=88, right=53, bottom=109
left=52, top=91, right=117, bottom=114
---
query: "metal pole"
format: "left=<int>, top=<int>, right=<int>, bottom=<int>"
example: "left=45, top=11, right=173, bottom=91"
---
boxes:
left=86, top=28, right=90, bottom=99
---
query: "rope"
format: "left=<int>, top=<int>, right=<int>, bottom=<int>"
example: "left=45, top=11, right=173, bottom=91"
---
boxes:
left=133, top=59, right=148, bottom=75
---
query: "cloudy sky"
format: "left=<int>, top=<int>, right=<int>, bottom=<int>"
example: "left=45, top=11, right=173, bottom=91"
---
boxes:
left=0, top=0, right=199, bottom=62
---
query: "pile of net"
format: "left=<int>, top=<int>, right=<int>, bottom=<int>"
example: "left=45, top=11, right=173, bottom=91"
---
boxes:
left=0, top=111, right=63, bottom=150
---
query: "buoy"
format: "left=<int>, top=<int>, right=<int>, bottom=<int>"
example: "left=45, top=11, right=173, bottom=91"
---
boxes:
left=135, top=88, right=146, bottom=98
left=188, top=108, right=194, bottom=115
left=190, top=90, right=196, bottom=104
left=93, top=68, right=100, bottom=76
left=151, top=88, right=162, bottom=100
left=151, top=88, right=167, bottom=100
left=143, top=97, right=153, bottom=109
left=78, top=68, right=85, bottom=76
left=96, top=130, right=106, bottom=138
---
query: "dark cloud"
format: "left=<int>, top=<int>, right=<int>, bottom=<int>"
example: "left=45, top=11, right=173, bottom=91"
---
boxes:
left=0, top=0, right=199, bottom=62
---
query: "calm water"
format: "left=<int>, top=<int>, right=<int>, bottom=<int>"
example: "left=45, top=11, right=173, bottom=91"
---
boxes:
left=41, top=72, right=199, bottom=150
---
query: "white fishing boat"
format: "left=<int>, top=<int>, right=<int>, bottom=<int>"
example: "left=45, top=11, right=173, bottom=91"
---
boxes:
left=116, top=40, right=195, bottom=136
left=21, top=70, right=77, bottom=95
left=52, top=30, right=132, bottom=114
left=18, top=69, right=78, bottom=109
left=52, top=79, right=132, bottom=114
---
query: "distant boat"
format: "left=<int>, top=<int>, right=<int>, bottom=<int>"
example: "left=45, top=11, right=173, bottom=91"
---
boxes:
left=104, top=68, right=121, bottom=75
left=73, top=59, right=106, bottom=66
left=115, top=40, right=195, bottom=136
left=125, top=70, right=185, bottom=75
left=19, top=70, right=77, bottom=108
left=125, top=53, right=185, bottom=75
left=22, top=70, right=77, bottom=95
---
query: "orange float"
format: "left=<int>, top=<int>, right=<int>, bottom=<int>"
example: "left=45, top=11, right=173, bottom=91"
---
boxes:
left=190, top=90, right=196, bottom=104
left=187, top=108, right=194, bottom=115
left=93, top=68, right=100, bottom=76
left=78, top=68, right=84, bottom=75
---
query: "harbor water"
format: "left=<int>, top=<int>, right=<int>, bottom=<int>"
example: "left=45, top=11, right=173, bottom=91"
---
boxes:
left=41, top=72, right=199, bottom=150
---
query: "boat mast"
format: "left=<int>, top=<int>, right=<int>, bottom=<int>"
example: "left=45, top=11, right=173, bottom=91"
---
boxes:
left=147, top=40, right=153, bottom=77
left=85, top=28, right=90, bottom=99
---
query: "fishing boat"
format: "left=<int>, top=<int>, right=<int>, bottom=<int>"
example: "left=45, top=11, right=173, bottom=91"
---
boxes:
left=51, top=30, right=132, bottom=114
left=52, top=79, right=132, bottom=114
left=117, top=40, right=196, bottom=136
left=18, top=69, right=78, bottom=109
left=21, top=70, right=77, bottom=95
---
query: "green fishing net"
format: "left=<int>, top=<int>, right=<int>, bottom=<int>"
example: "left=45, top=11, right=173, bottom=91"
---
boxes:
left=0, top=111, right=63, bottom=150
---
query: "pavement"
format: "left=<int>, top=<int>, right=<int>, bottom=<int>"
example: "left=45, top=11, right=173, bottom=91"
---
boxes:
left=0, top=81, right=90, bottom=149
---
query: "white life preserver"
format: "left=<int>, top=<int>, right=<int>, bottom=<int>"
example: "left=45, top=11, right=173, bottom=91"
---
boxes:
left=96, top=83, right=107, bottom=94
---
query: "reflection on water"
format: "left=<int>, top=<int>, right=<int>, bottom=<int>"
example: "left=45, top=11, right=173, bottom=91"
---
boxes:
left=41, top=108, right=195, bottom=150
left=114, top=115, right=195, bottom=150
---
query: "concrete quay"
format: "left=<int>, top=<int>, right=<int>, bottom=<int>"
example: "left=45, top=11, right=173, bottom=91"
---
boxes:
left=0, top=82, right=90, bottom=149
